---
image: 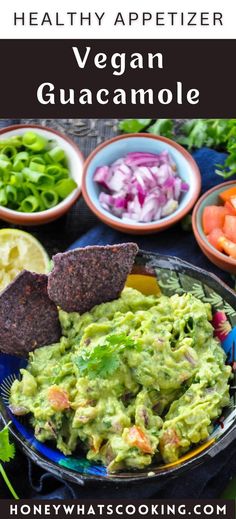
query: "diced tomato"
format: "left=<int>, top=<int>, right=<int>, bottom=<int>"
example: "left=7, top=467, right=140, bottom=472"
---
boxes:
left=223, top=215, right=236, bottom=243
left=207, top=228, right=225, bottom=251
left=48, top=386, right=70, bottom=411
left=218, top=236, right=236, bottom=259
left=202, top=206, right=227, bottom=235
left=127, top=426, right=153, bottom=454
left=220, top=187, right=236, bottom=202
left=160, top=428, right=180, bottom=448
left=224, top=200, right=236, bottom=216
left=230, top=197, right=236, bottom=210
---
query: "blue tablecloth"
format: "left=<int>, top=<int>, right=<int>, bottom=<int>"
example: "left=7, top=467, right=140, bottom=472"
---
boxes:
left=70, top=147, right=233, bottom=288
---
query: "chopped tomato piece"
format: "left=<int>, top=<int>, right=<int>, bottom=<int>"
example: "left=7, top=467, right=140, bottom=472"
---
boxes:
left=218, top=236, right=236, bottom=259
left=219, top=187, right=236, bottom=202
left=207, top=228, right=225, bottom=251
left=224, top=200, right=236, bottom=216
left=230, top=197, right=236, bottom=210
left=160, top=428, right=180, bottom=448
left=127, top=426, right=153, bottom=454
left=48, top=386, right=70, bottom=411
left=202, top=206, right=227, bottom=235
left=223, top=215, right=236, bottom=243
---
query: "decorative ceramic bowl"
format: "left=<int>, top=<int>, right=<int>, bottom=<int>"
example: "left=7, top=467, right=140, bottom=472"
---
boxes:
left=0, top=251, right=235, bottom=485
left=192, top=181, right=236, bottom=274
left=0, top=124, right=84, bottom=225
left=82, top=134, right=201, bottom=235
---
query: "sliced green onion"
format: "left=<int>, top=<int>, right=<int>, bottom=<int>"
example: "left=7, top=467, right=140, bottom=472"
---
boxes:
left=48, top=146, right=65, bottom=163
left=9, top=136, right=22, bottom=147
left=29, top=161, right=46, bottom=174
left=15, top=151, right=29, bottom=163
left=12, top=159, right=24, bottom=172
left=0, top=136, right=22, bottom=149
left=22, top=168, right=53, bottom=186
left=0, top=154, right=9, bottom=161
left=5, top=185, right=17, bottom=203
left=0, top=130, right=77, bottom=213
left=20, top=195, right=41, bottom=213
left=43, top=152, right=54, bottom=165
left=0, top=159, right=11, bottom=172
left=41, top=190, right=59, bottom=209
left=17, top=188, right=28, bottom=203
left=10, top=172, right=24, bottom=187
left=26, top=182, right=39, bottom=195
left=55, top=171, right=70, bottom=182
left=30, top=155, right=45, bottom=165
left=26, top=183, right=45, bottom=211
left=45, top=165, right=63, bottom=177
left=0, top=188, right=7, bottom=205
left=1, top=145, right=17, bottom=159
left=55, top=178, right=77, bottom=198
left=22, top=132, right=46, bottom=152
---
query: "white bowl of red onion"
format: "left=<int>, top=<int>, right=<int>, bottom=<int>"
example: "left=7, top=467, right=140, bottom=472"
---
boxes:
left=82, top=134, right=201, bottom=234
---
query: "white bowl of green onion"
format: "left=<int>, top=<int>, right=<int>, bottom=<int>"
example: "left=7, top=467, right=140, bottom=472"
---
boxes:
left=0, top=124, right=84, bottom=225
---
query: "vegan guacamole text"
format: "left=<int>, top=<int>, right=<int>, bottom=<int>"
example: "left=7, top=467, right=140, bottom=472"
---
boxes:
left=10, top=288, right=231, bottom=472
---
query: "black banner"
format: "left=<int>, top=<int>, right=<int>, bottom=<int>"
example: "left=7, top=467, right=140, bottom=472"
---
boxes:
left=0, top=39, right=235, bottom=118
left=1, top=500, right=235, bottom=519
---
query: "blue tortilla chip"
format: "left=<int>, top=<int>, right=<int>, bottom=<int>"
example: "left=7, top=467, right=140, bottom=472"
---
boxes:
left=0, top=270, right=61, bottom=357
left=48, top=243, right=139, bottom=313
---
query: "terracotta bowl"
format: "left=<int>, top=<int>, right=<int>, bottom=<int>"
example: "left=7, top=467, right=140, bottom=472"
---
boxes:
left=82, top=133, right=201, bottom=235
left=192, top=181, right=236, bottom=274
left=0, top=125, right=84, bottom=225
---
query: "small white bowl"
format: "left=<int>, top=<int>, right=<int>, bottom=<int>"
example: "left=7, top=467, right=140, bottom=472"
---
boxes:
left=0, top=124, right=84, bottom=225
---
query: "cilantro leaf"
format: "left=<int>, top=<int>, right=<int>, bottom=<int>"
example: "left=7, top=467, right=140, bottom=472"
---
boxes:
left=76, top=333, right=138, bottom=378
left=118, top=117, right=236, bottom=179
left=96, top=353, right=120, bottom=378
left=118, top=119, right=151, bottom=133
left=147, top=119, right=174, bottom=139
left=177, top=119, right=209, bottom=149
left=0, top=425, right=15, bottom=462
left=106, top=333, right=136, bottom=350
left=0, top=423, right=18, bottom=499
left=77, top=347, right=120, bottom=378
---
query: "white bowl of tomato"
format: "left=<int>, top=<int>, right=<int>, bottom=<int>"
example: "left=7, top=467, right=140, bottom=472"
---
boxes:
left=193, top=181, right=236, bottom=274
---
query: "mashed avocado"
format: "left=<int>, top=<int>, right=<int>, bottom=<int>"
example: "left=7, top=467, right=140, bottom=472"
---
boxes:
left=10, top=288, right=231, bottom=471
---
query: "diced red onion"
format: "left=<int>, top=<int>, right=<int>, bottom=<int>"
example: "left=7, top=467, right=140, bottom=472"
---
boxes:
left=99, top=192, right=113, bottom=209
left=93, top=166, right=111, bottom=188
left=173, top=177, right=182, bottom=200
left=161, top=199, right=179, bottom=217
left=116, top=198, right=127, bottom=210
left=126, top=152, right=161, bottom=158
left=125, top=157, right=161, bottom=168
left=163, top=176, right=175, bottom=189
left=94, top=150, right=189, bottom=223
left=181, top=182, right=189, bottom=192
left=154, top=164, right=171, bottom=185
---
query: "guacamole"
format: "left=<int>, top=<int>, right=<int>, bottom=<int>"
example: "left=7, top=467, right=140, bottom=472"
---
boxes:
left=10, top=288, right=231, bottom=471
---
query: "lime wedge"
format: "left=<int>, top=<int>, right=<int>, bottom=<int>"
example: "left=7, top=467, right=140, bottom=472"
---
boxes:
left=0, top=229, right=50, bottom=292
